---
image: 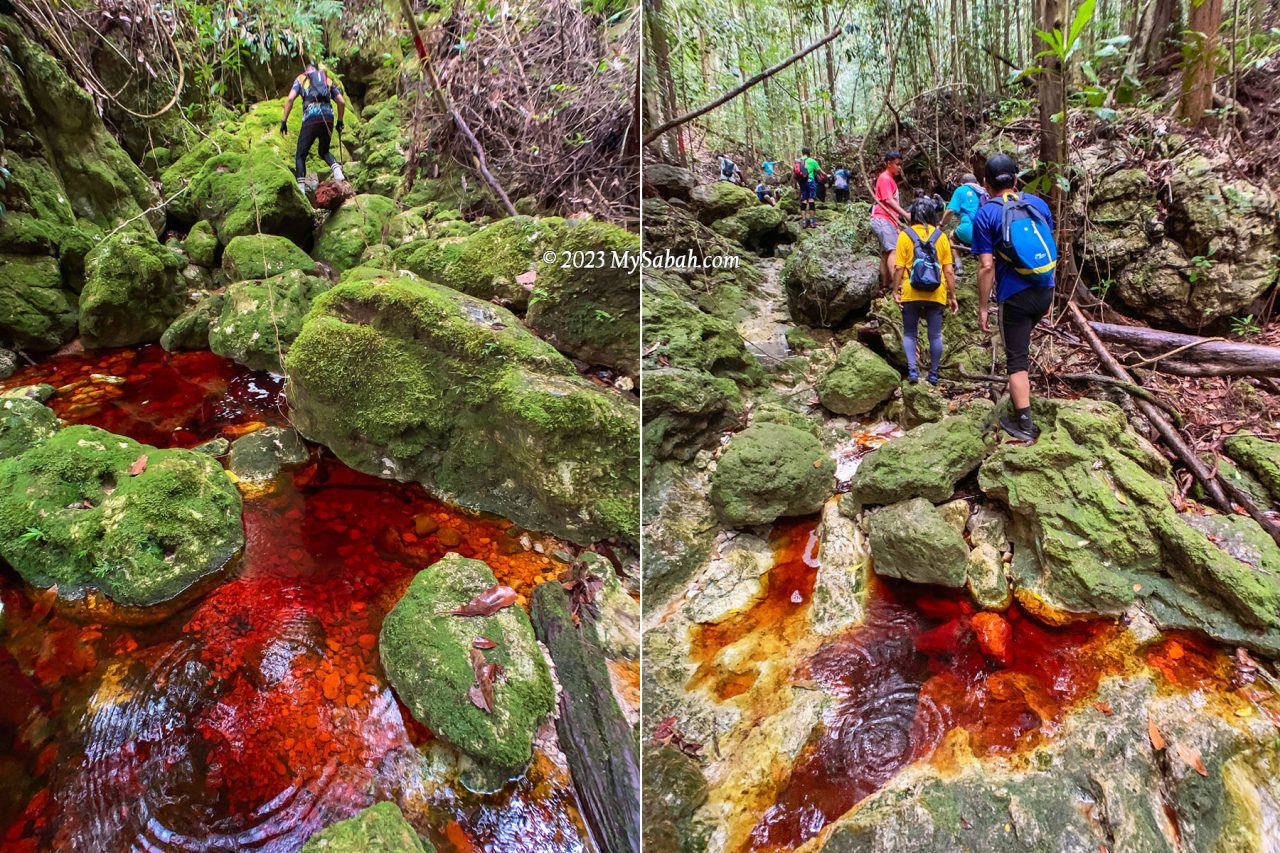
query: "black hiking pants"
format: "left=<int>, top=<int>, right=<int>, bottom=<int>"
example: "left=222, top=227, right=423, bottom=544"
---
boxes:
left=296, top=120, right=337, bottom=178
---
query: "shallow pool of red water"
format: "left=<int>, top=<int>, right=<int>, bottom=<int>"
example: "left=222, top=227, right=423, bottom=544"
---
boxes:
left=725, top=521, right=1236, bottom=852
left=0, top=346, right=587, bottom=852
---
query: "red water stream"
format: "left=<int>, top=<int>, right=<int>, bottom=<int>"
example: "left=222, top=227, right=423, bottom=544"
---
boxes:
left=686, top=521, right=1239, bottom=852
left=0, top=347, right=588, bottom=852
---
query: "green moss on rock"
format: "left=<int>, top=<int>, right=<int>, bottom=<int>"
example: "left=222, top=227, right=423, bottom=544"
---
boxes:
left=866, top=497, right=969, bottom=587
left=0, top=424, right=243, bottom=608
left=379, top=554, right=554, bottom=791
left=709, top=422, right=834, bottom=527
left=284, top=272, right=639, bottom=545
left=300, top=802, right=432, bottom=853
left=851, top=403, right=994, bottom=504
left=0, top=253, right=76, bottom=351
left=526, top=219, right=640, bottom=377
left=183, top=220, right=219, bottom=268
left=641, top=366, right=743, bottom=464
left=221, top=234, right=315, bottom=281
left=1224, top=433, right=1280, bottom=503
left=642, top=271, right=761, bottom=385
left=79, top=229, right=186, bottom=348
left=161, top=293, right=227, bottom=352
left=816, top=342, right=900, bottom=415
left=208, top=269, right=333, bottom=372
left=391, top=215, right=562, bottom=309
left=0, top=397, right=59, bottom=459
left=313, top=194, right=399, bottom=271
left=228, top=427, right=309, bottom=480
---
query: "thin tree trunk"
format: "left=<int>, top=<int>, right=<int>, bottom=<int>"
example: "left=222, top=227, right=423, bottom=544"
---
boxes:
left=645, top=0, right=683, bottom=162
left=822, top=0, right=838, bottom=137
left=1179, top=0, right=1224, bottom=124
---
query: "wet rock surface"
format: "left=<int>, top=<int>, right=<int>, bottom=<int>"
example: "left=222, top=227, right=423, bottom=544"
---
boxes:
left=300, top=802, right=433, bottom=853
left=379, top=554, right=555, bottom=792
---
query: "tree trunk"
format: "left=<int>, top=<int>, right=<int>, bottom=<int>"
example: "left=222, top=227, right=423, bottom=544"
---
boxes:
left=531, top=583, right=641, bottom=853
left=1178, top=0, right=1224, bottom=125
left=645, top=0, right=684, bottom=162
left=822, top=0, right=838, bottom=137
left=1036, top=0, right=1065, bottom=169
left=1090, top=322, right=1280, bottom=377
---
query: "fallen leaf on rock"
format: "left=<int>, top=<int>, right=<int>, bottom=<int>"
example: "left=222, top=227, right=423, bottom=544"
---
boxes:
left=473, top=637, right=497, bottom=649
left=66, top=499, right=93, bottom=510
left=1148, top=718, right=1166, bottom=751
left=1174, top=741, right=1208, bottom=776
left=451, top=585, right=518, bottom=617
left=516, top=269, right=537, bottom=288
left=467, top=684, right=492, bottom=713
left=1093, top=702, right=1113, bottom=716
left=127, top=455, right=148, bottom=476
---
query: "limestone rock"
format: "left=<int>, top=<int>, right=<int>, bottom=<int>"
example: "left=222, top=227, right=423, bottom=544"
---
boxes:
left=850, top=403, right=994, bottom=505
left=816, top=342, right=899, bottom=416
left=708, top=422, right=834, bottom=527
left=865, top=498, right=969, bottom=587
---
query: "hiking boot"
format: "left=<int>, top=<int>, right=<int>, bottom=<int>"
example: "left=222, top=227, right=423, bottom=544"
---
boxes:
left=999, top=413, right=1040, bottom=442
left=927, top=372, right=939, bottom=386
left=906, top=371, right=919, bottom=384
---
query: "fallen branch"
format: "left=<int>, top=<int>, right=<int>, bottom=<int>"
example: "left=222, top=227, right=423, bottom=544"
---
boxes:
left=1091, top=322, right=1280, bottom=377
left=1069, top=302, right=1280, bottom=546
left=397, top=0, right=518, bottom=217
left=1056, top=372, right=1184, bottom=425
left=642, top=27, right=841, bottom=145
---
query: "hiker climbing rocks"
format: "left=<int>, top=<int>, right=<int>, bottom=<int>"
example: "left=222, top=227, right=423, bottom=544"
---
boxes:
left=756, top=180, right=777, bottom=206
left=894, top=196, right=957, bottom=385
left=832, top=167, right=851, bottom=203
left=971, top=153, right=1058, bottom=441
left=871, top=150, right=911, bottom=293
left=281, top=61, right=347, bottom=194
left=795, top=148, right=822, bottom=228
left=941, top=171, right=987, bottom=274
left=717, top=153, right=741, bottom=183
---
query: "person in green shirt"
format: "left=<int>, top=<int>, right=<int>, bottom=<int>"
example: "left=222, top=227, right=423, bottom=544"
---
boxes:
left=796, top=148, right=822, bottom=228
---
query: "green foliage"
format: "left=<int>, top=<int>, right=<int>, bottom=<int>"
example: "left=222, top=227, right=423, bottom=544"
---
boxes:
left=1230, top=314, right=1262, bottom=338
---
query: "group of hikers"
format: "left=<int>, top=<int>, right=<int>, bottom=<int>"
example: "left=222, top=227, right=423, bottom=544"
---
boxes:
left=871, top=149, right=1057, bottom=441
left=719, top=145, right=1058, bottom=443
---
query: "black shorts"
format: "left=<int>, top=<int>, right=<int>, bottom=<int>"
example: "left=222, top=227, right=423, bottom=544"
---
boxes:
left=1000, top=286, right=1053, bottom=374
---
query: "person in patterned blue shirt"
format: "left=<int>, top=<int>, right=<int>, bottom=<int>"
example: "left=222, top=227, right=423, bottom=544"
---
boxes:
left=281, top=62, right=348, bottom=194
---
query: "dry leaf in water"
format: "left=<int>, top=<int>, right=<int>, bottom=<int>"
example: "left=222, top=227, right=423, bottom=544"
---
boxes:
left=451, top=585, right=518, bottom=617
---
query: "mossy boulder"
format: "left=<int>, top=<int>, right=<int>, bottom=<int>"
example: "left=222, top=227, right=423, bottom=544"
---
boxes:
left=816, top=342, right=900, bottom=415
left=207, top=269, right=333, bottom=372
left=344, top=98, right=409, bottom=198
left=379, top=555, right=555, bottom=791
left=642, top=367, right=744, bottom=464
left=0, top=424, right=243, bottom=610
left=1224, top=433, right=1280, bottom=503
left=300, top=802, right=432, bottom=853
left=643, top=164, right=696, bottom=201
left=865, top=497, right=970, bottom=587
left=850, top=403, right=994, bottom=504
left=0, top=397, right=59, bottom=459
left=709, top=204, right=789, bottom=254
left=161, top=293, right=227, bottom=352
left=709, top=422, right=834, bottom=527
left=689, top=181, right=757, bottom=223
left=900, top=380, right=946, bottom=427
left=313, top=194, right=399, bottom=271
left=979, top=398, right=1280, bottom=654
left=642, top=270, right=761, bottom=385
left=79, top=229, right=186, bottom=348
left=642, top=743, right=709, bottom=853
left=391, top=215, right=562, bottom=309
left=228, top=427, right=309, bottom=481
left=526, top=219, right=640, bottom=377
left=221, top=233, right=316, bottom=281
left=183, top=220, right=219, bottom=268
left=782, top=213, right=880, bottom=327
left=284, top=271, right=639, bottom=545
left=159, top=100, right=316, bottom=244
left=0, top=253, right=76, bottom=352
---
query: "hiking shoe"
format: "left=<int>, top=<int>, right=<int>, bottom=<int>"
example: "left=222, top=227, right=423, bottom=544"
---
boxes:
left=906, top=371, right=919, bottom=384
left=998, top=414, right=1040, bottom=442
left=927, top=372, right=939, bottom=386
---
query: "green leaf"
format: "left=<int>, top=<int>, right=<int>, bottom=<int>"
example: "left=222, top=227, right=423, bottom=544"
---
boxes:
left=1055, top=174, right=1072, bottom=193
left=1068, top=0, right=1098, bottom=51
left=1093, top=107, right=1118, bottom=121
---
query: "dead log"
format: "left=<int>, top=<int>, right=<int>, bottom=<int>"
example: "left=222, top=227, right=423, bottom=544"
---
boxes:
left=1090, top=322, right=1280, bottom=377
left=1069, top=303, right=1280, bottom=546
left=642, top=27, right=841, bottom=145
left=531, top=581, right=640, bottom=853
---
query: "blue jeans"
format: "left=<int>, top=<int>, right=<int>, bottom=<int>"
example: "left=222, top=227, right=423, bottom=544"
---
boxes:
left=902, top=300, right=944, bottom=378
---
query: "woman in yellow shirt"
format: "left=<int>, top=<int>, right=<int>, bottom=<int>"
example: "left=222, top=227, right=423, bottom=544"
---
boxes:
left=893, top=196, right=959, bottom=384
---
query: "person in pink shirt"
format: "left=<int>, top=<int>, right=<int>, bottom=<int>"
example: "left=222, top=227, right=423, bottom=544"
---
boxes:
left=870, top=151, right=911, bottom=293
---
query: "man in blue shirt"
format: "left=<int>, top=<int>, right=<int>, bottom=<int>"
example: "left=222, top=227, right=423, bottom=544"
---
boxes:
left=971, top=153, right=1055, bottom=441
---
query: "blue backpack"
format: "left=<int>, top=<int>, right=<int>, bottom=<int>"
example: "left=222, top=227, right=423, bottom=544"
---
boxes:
left=906, top=226, right=943, bottom=291
left=995, top=193, right=1057, bottom=284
